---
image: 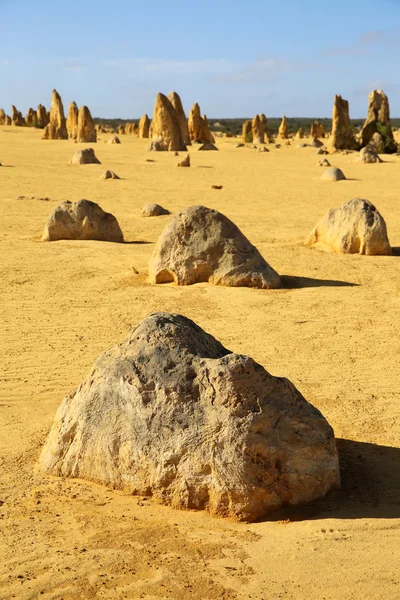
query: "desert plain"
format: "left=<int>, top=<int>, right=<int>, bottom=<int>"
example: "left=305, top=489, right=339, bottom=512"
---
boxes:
left=1, top=126, right=400, bottom=599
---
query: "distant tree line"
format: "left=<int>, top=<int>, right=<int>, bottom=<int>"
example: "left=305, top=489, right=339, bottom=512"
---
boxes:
left=93, top=117, right=400, bottom=136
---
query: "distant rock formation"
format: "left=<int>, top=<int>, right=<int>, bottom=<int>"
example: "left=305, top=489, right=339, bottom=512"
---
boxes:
left=310, top=120, right=325, bottom=138
left=305, top=198, right=391, bottom=255
left=107, top=135, right=121, bottom=144
left=11, top=105, right=25, bottom=127
left=328, top=95, right=356, bottom=152
left=188, top=103, right=215, bottom=144
left=148, top=93, right=186, bottom=151
left=138, top=114, right=150, bottom=138
left=360, top=90, right=396, bottom=153
left=25, top=108, right=37, bottom=127
left=43, top=89, right=68, bottom=140
left=37, top=104, right=49, bottom=129
left=168, top=91, right=190, bottom=145
left=242, top=120, right=253, bottom=143
left=252, top=115, right=264, bottom=144
left=0, top=109, right=5, bottom=125
left=76, top=106, right=97, bottom=143
left=277, top=116, right=288, bottom=139
left=66, top=101, right=79, bottom=140
left=295, top=128, right=304, bottom=139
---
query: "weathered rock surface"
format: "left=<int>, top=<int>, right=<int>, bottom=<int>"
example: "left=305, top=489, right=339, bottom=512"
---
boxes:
left=69, top=148, right=101, bottom=165
left=11, top=105, right=24, bottom=127
left=188, top=103, right=215, bottom=144
left=100, top=170, right=120, bottom=180
left=305, top=198, right=391, bottom=255
left=37, top=312, right=340, bottom=521
left=320, top=167, right=346, bottom=181
left=4, top=114, right=11, bottom=126
left=177, top=154, right=190, bottom=167
left=140, top=203, right=170, bottom=217
left=242, top=120, right=253, bottom=143
left=317, top=158, right=331, bottom=167
left=168, top=91, right=190, bottom=145
left=138, top=114, right=150, bottom=138
left=354, top=147, right=383, bottom=164
left=37, top=104, right=49, bottom=129
left=0, top=108, right=5, bottom=125
left=107, top=135, right=121, bottom=144
left=76, top=106, right=97, bottom=143
left=277, top=116, right=288, bottom=139
left=43, top=89, right=68, bottom=140
left=361, top=90, right=396, bottom=153
left=25, top=108, right=37, bottom=127
left=42, top=199, right=123, bottom=242
left=310, top=120, right=325, bottom=138
left=252, top=115, right=264, bottom=144
left=328, top=95, right=356, bottom=152
left=148, top=93, right=186, bottom=151
left=295, top=128, right=304, bottom=139
left=66, top=101, right=79, bottom=140
left=149, top=205, right=280, bottom=288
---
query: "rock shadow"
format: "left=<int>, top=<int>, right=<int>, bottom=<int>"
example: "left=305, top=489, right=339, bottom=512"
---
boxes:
left=262, top=439, right=400, bottom=522
left=281, top=275, right=358, bottom=289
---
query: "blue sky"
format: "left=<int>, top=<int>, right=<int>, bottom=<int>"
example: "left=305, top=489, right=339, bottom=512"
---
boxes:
left=1, top=0, right=400, bottom=118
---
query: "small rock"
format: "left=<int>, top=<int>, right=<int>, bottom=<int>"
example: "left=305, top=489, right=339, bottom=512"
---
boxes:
left=320, top=167, right=346, bottom=181
left=140, top=203, right=170, bottom=217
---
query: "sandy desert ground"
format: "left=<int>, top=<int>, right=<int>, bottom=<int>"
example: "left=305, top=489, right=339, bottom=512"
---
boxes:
left=1, top=127, right=400, bottom=599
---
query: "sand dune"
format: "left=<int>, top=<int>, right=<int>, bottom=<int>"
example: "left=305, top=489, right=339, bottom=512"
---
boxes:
left=1, top=127, right=400, bottom=599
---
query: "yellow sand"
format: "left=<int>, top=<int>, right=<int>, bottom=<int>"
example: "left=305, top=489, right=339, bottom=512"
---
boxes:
left=1, top=127, right=400, bottom=599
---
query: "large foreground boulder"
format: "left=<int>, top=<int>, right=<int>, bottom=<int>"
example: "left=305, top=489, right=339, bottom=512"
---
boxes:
left=69, top=148, right=101, bottom=164
left=305, top=198, right=391, bottom=255
left=37, top=312, right=340, bottom=521
left=42, top=199, right=123, bottom=242
left=42, top=89, right=68, bottom=140
left=149, top=205, right=281, bottom=288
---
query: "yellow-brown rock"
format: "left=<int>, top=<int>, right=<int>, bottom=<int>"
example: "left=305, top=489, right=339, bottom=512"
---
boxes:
left=76, top=106, right=97, bottom=143
left=277, top=116, right=288, bottom=139
left=138, top=115, right=150, bottom=138
left=42, top=89, right=68, bottom=140
left=149, top=93, right=186, bottom=151
left=188, top=103, right=215, bottom=144
left=310, top=121, right=325, bottom=138
left=252, top=115, right=264, bottom=144
left=37, top=104, right=49, bottom=129
left=360, top=90, right=396, bottom=153
left=12, top=106, right=25, bottom=127
left=168, top=91, right=190, bottom=145
left=25, top=108, right=37, bottom=127
left=328, top=95, right=356, bottom=152
left=242, top=120, right=253, bottom=143
left=66, top=102, right=79, bottom=140
left=0, top=109, right=5, bottom=125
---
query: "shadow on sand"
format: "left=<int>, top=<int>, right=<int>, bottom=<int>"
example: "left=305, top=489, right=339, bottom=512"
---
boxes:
left=281, top=275, right=358, bottom=289
left=262, top=439, right=400, bottom=522
left=390, top=247, right=400, bottom=256
left=123, top=240, right=153, bottom=245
